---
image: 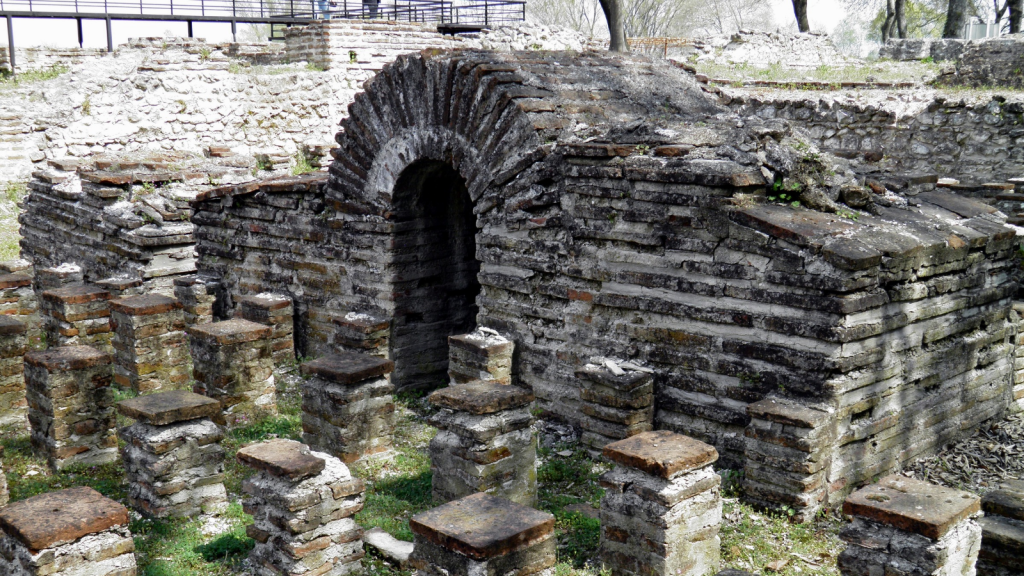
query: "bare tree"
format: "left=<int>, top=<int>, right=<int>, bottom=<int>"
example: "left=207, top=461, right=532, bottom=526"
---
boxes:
left=943, top=0, right=971, bottom=36
left=792, top=0, right=810, bottom=31
left=527, top=0, right=605, bottom=36
left=598, top=0, right=628, bottom=50
left=622, top=0, right=689, bottom=37
left=1011, top=0, right=1023, bottom=31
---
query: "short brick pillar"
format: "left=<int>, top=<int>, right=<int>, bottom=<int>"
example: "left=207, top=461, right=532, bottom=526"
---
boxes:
left=0, top=272, right=39, bottom=348
left=0, top=445, right=7, bottom=507
left=576, top=357, right=654, bottom=455
left=743, top=396, right=836, bottom=522
left=0, top=486, right=137, bottom=575
left=173, top=275, right=217, bottom=328
left=110, top=294, right=189, bottom=393
left=1014, top=302, right=1024, bottom=411
left=599, top=430, right=722, bottom=576
left=839, top=475, right=982, bottom=576
left=300, top=351, right=396, bottom=463
left=40, top=285, right=113, bottom=352
left=96, top=277, right=145, bottom=298
left=118, top=390, right=229, bottom=518
left=237, top=294, right=294, bottom=366
left=409, top=492, right=556, bottom=576
left=428, top=381, right=537, bottom=506
left=25, top=346, right=116, bottom=470
left=190, top=319, right=275, bottom=426
left=448, top=328, right=513, bottom=385
left=34, top=263, right=83, bottom=291
left=333, top=311, right=390, bottom=357
left=238, top=439, right=366, bottom=576
left=978, top=479, right=1024, bottom=576
left=0, top=316, right=27, bottom=428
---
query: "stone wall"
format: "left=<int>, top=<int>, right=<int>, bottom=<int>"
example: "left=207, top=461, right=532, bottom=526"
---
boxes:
left=725, top=90, right=1024, bottom=184
left=881, top=34, right=1024, bottom=89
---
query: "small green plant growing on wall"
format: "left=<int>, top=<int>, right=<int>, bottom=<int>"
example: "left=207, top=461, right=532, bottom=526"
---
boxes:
left=81, top=98, right=91, bottom=116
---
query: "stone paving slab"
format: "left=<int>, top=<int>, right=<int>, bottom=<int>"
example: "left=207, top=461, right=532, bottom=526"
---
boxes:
left=428, top=381, right=534, bottom=415
left=0, top=486, right=129, bottom=550
left=236, top=439, right=325, bottom=481
left=843, top=474, right=980, bottom=539
left=409, top=492, right=554, bottom=560
left=190, top=319, right=271, bottom=345
left=117, top=389, right=222, bottom=425
left=24, top=345, right=111, bottom=370
left=300, top=351, right=394, bottom=385
left=602, top=430, right=718, bottom=478
left=109, top=293, right=181, bottom=316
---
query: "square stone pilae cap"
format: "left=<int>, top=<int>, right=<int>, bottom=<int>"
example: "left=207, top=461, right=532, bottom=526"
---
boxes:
left=236, top=439, right=325, bottom=481
left=190, top=318, right=271, bottom=345
left=117, top=389, right=222, bottom=426
left=410, top=493, right=554, bottom=561
left=0, top=273, right=31, bottom=289
left=981, top=479, right=1024, bottom=522
left=0, top=486, right=129, bottom=551
left=95, top=277, right=144, bottom=292
left=238, top=294, right=292, bottom=311
left=747, top=397, right=833, bottom=428
left=333, top=312, right=389, bottom=333
left=843, top=474, right=980, bottom=539
left=300, top=351, right=394, bottom=385
left=25, top=345, right=112, bottom=371
left=428, top=381, right=534, bottom=415
left=109, top=293, right=181, bottom=316
left=40, top=284, right=112, bottom=305
left=0, top=315, right=26, bottom=335
left=449, top=329, right=513, bottom=357
left=603, top=430, right=718, bottom=478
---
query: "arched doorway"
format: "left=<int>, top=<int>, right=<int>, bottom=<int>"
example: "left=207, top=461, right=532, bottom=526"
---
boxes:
left=388, top=160, right=481, bottom=391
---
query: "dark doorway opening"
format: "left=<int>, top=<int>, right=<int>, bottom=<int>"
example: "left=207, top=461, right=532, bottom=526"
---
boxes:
left=389, top=160, right=481, bottom=391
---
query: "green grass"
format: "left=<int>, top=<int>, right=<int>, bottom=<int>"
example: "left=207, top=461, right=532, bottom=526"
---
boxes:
left=0, top=64, right=70, bottom=89
left=0, top=181, right=26, bottom=261
left=720, top=500, right=843, bottom=575
left=693, top=59, right=942, bottom=86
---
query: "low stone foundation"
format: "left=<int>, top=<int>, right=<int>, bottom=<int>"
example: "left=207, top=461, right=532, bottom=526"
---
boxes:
left=173, top=275, right=218, bottom=328
left=237, top=294, right=294, bottom=366
left=40, top=285, right=113, bottom=352
left=576, top=358, right=654, bottom=456
left=118, top=390, right=229, bottom=518
left=409, top=492, right=556, bottom=576
left=599, top=431, right=722, bottom=576
left=300, top=351, right=396, bottom=463
left=0, top=486, right=136, bottom=576
left=839, top=475, right=982, bottom=576
left=238, top=439, right=366, bottom=576
left=110, top=294, right=189, bottom=393
left=428, top=381, right=537, bottom=506
left=978, top=480, right=1024, bottom=576
left=448, top=329, right=513, bottom=385
left=0, top=316, right=27, bottom=428
left=25, top=346, right=117, bottom=470
left=190, top=319, right=275, bottom=426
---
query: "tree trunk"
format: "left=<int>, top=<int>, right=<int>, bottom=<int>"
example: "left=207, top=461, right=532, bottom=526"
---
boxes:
left=791, top=0, right=810, bottom=32
left=881, top=0, right=895, bottom=42
left=895, top=0, right=908, bottom=37
left=943, top=0, right=970, bottom=37
left=1010, top=0, right=1023, bottom=32
left=599, top=0, right=628, bottom=52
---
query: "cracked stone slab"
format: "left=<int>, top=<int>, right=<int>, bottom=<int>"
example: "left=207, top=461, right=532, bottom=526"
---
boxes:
left=602, top=430, right=718, bottom=478
left=843, top=474, right=980, bottom=539
left=117, top=389, right=222, bottom=426
left=428, top=381, right=534, bottom=415
left=0, top=486, right=129, bottom=550
left=236, top=439, right=325, bottom=481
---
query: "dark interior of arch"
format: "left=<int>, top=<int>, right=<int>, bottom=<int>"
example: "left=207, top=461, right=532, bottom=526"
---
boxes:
left=388, top=160, right=481, bottom=391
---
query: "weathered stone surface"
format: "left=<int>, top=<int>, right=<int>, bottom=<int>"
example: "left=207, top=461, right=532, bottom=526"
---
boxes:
left=0, top=317, right=28, bottom=429
left=410, top=493, right=554, bottom=561
left=0, top=486, right=128, bottom=550
left=236, top=293, right=294, bottom=366
left=109, top=294, right=180, bottom=316
left=978, top=480, right=1024, bottom=574
left=300, top=351, right=394, bottom=385
left=24, top=345, right=110, bottom=370
left=110, top=294, right=188, bottom=393
left=0, top=445, right=7, bottom=507
left=604, top=430, right=718, bottom=479
left=429, top=381, right=534, bottom=415
left=117, top=389, right=222, bottom=425
left=364, top=526, right=413, bottom=568
left=237, top=438, right=326, bottom=481
left=843, top=475, right=980, bottom=540
left=190, top=318, right=275, bottom=425
left=189, top=318, right=271, bottom=345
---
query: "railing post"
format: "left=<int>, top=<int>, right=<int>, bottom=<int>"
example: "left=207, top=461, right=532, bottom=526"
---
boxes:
left=6, top=15, right=14, bottom=78
left=105, top=15, right=112, bottom=52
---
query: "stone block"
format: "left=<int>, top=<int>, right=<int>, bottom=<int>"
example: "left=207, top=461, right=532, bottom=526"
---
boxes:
left=34, top=264, right=83, bottom=292
left=40, top=284, right=113, bottom=353
left=25, top=345, right=117, bottom=470
left=333, top=311, right=390, bottom=357
left=238, top=440, right=366, bottom=576
left=300, top=352, right=397, bottom=463
left=409, top=492, right=555, bottom=576
left=599, top=431, right=722, bottom=576
left=0, top=273, right=39, bottom=349
left=839, top=475, right=982, bottom=576
left=978, top=480, right=1024, bottom=575
left=743, top=395, right=836, bottom=522
left=0, top=316, right=28, bottom=428
left=0, top=486, right=136, bottom=575
left=190, top=319, right=275, bottom=426
left=95, top=277, right=145, bottom=298
left=110, top=294, right=189, bottom=394
left=118, top=390, right=228, bottom=518
left=173, top=275, right=217, bottom=328
left=237, top=294, right=294, bottom=366
left=428, top=381, right=537, bottom=506
left=448, top=328, right=514, bottom=385
left=0, top=445, right=7, bottom=507
left=576, top=357, right=655, bottom=454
